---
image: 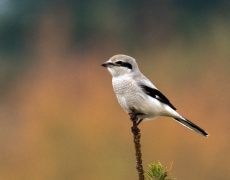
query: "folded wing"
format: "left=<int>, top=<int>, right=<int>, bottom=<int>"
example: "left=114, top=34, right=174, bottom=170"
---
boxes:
left=139, top=84, right=177, bottom=110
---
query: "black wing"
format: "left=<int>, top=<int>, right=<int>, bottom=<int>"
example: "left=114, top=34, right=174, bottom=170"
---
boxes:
left=140, top=84, right=177, bottom=110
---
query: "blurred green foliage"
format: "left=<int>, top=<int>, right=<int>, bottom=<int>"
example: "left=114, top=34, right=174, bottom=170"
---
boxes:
left=0, top=0, right=229, bottom=55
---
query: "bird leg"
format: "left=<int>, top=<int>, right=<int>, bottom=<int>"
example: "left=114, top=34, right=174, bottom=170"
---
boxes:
left=136, top=119, right=143, bottom=126
left=129, top=111, right=144, bottom=126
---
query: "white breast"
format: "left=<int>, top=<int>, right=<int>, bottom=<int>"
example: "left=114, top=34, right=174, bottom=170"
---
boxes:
left=112, top=76, right=144, bottom=113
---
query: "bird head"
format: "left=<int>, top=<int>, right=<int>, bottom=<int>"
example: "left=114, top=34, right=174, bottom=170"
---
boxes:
left=101, top=54, right=139, bottom=77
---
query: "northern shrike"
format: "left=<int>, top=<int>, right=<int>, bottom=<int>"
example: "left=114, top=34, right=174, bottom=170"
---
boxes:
left=102, top=54, right=208, bottom=137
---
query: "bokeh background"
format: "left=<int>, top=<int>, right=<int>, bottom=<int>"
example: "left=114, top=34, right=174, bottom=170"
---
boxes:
left=0, top=1, right=229, bottom=179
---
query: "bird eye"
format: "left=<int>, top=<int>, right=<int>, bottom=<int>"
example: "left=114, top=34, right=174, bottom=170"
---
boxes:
left=115, top=60, right=132, bottom=69
left=116, top=61, right=123, bottom=65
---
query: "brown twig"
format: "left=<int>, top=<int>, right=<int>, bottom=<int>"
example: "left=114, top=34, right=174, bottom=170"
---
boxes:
left=130, top=113, right=145, bottom=180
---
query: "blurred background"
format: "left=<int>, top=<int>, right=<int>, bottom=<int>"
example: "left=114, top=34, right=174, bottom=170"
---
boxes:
left=0, top=0, right=229, bottom=179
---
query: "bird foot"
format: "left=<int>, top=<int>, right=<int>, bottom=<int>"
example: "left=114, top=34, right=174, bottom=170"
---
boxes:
left=129, top=112, right=137, bottom=122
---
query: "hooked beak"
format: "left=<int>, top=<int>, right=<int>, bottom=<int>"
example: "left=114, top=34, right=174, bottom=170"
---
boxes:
left=101, top=62, right=115, bottom=68
left=101, top=62, right=108, bottom=67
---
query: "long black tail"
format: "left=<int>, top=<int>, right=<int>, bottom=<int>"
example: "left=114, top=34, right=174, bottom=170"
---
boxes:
left=174, top=117, right=208, bottom=137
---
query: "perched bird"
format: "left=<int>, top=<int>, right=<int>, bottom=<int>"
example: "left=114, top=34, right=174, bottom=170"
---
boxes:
left=102, top=54, right=208, bottom=137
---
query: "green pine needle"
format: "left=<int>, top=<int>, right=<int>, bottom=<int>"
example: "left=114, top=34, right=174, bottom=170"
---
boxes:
left=145, top=162, right=176, bottom=180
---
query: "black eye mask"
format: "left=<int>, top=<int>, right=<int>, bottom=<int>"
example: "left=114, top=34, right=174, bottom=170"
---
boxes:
left=115, top=61, right=132, bottom=70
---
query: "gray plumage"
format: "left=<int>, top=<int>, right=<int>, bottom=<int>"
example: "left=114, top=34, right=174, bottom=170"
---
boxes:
left=102, top=54, right=208, bottom=137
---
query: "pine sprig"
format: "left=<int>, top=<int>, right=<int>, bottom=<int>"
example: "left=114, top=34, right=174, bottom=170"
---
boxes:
left=145, top=162, right=176, bottom=180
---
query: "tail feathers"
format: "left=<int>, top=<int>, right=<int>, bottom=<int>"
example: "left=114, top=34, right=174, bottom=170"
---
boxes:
left=174, top=117, right=208, bottom=137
